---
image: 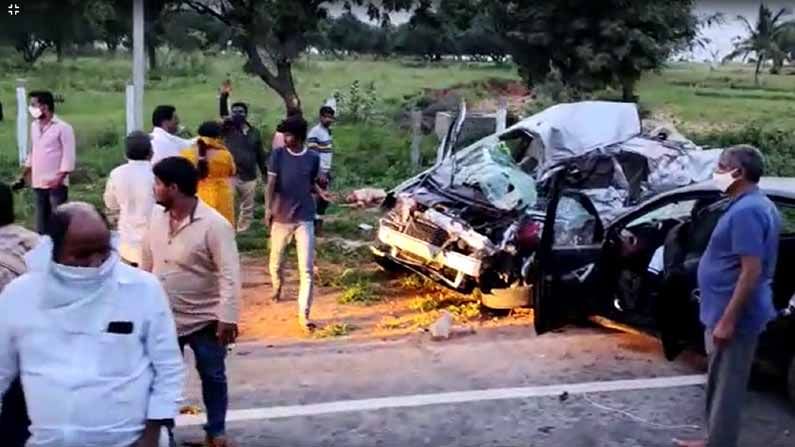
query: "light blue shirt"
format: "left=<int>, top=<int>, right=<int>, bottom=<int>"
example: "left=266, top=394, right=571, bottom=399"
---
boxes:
left=0, top=239, right=185, bottom=447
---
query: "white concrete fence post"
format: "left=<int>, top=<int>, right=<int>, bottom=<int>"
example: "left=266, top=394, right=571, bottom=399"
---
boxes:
left=410, top=109, right=423, bottom=168
left=496, top=96, right=508, bottom=133
left=15, top=79, right=27, bottom=166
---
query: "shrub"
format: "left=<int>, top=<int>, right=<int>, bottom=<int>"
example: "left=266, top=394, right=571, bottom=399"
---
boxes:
left=690, top=123, right=795, bottom=177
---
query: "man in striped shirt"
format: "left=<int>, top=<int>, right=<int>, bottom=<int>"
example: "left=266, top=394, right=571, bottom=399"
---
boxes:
left=306, top=106, right=335, bottom=234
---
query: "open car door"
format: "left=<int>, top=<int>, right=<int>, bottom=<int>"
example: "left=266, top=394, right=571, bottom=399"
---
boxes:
left=534, top=187, right=605, bottom=335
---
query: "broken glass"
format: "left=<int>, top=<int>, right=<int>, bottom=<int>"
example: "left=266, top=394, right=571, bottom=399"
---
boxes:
left=452, top=139, right=538, bottom=211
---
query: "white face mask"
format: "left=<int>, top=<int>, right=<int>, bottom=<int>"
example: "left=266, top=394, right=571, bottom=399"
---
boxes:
left=50, top=252, right=118, bottom=284
left=28, top=105, right=42, bottom=119
left=712, top=170, right=738, bottom=193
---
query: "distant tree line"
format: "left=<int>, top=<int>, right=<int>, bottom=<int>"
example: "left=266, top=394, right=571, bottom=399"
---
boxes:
left=3, top=0, right=762, bottom=112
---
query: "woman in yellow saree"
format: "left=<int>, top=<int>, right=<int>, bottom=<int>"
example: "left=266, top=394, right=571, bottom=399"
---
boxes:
left=180, top=121, right=236, bottom=224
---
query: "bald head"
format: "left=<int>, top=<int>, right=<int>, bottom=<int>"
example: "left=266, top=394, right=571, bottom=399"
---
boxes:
left=50, top=202, right=112, bottom=267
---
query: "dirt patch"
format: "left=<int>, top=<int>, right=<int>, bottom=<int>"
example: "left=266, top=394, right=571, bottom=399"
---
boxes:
left=401, top=78, right=535, bottom=133
left=237, top=252, right=534, bottom=346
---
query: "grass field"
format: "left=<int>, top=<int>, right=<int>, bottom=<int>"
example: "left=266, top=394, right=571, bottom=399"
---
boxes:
left=1, top=53, right=794, bottom=253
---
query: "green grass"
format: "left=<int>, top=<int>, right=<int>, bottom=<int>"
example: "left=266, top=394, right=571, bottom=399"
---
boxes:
left=0, top=53, right=514, bottom=231
left=3, top=54, right=795, bottom=236
left=314, top=322, right=355, bottom=338
left=635, top=63, right=795, bottom=131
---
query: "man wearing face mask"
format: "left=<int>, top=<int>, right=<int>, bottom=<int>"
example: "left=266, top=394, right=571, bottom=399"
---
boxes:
left=0, top=202, right=184, bottom=447
left=219, top=85, right=267, bottom=233
left=675, top=145, right=781, bottom=447
left=23, top=91, right=76, bottom=234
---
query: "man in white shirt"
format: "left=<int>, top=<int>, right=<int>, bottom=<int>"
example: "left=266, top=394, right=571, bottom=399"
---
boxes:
left=0, top=202, right=184, bottom=447
left=150, top=105, right=193, bottom=164
left=104, top=131, right=156, bottom=266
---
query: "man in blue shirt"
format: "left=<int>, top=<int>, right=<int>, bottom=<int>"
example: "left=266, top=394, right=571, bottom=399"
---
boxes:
left=676, top=145, right=781, bottom=447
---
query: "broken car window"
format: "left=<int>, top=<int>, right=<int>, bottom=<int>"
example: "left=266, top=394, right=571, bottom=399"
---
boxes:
left=451, top=139, right=538, bottom=211
left=626, top=200, right=699, bottom=228
left=553, top=197, right=597, bottom=247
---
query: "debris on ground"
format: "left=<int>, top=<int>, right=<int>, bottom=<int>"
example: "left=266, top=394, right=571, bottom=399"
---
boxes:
left=429, top=310, right=453, bottom=339
left=179, top=404, right=203, bottom=415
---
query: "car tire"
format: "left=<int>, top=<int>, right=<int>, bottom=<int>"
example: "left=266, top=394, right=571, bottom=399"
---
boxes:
left=788, top=355, right=795, bottom=405
left=480, top=286, right=532, bottom=310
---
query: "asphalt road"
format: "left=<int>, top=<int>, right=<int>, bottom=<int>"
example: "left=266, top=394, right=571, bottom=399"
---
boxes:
left=174, top=325, right=794, bottom=447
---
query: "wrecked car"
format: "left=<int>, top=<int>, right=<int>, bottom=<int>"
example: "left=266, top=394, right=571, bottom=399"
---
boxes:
left=372, top=101, right=721, bottom=308
left=533, top=176, right=795, bottom=402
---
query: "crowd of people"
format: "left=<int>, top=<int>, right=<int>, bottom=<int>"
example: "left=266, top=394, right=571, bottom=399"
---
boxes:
left=0, top=87, right=336, bottom=446
left=0, top=87, right=784, bottom=447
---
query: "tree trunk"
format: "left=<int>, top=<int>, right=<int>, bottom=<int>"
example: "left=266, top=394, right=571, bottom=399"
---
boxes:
left=771, top=56, right=783, bottom=75
left=147, top=42, right=158, bottom=70
left=754, top=57, right=763, bottom=85
left=621, top=76, right=638, bottom=102
left=244, top=40, right=303, bottom=117
left=55, top=40, right=64, bottom=63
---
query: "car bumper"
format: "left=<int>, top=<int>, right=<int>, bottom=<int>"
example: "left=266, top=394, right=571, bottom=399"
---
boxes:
left=374, top=224, right=483, bottom=286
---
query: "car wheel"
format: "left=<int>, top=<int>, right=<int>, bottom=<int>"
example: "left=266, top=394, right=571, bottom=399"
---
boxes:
left=788, top=355, right=795, bottom=405
left=480, top=286, right=532, bottom=310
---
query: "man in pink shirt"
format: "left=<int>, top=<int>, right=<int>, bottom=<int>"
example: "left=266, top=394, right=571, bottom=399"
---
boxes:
left=23, top=91, right=76, bottom=234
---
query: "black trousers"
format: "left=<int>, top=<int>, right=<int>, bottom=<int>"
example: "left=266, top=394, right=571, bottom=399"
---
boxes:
left=0, top=378, right=30, bottom=447
left=34, top=186, right=68, bottom=234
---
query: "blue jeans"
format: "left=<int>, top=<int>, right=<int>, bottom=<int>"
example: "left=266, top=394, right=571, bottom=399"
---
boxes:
left=179, top=323, right=228, bottom=438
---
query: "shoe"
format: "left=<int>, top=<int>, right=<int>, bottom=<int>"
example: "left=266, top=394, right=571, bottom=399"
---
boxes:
left=271, top=287, right=281, bottom=303
left=299, top=316, right=317, bottom=333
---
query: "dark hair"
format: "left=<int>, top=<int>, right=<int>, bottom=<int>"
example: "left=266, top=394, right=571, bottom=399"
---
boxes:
left=152, top=105, right=176, bottom=128
left=48, top=203, right=110, bottom=260
left=125, top=130, right=152, bottom=161
left=29, top=90, right=55, bottom=112
left=0, top=182, right=14, bottom=226
left=319, top=106, right=335, bottom=117
left=231, top=102, right=248, bottom=114
left=153, top=156, right=199, bottom=196
left=282, top=116, right=308, bottom=142
left=196, top=121, right=223, bottom=180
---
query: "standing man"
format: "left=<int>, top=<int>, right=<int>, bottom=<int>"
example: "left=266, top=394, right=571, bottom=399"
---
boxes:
left=219, top=87, right=267, bottom=232
left=150, top=105, right=193, bottom=165
left=266, top=116, right=330, bottom=331
left=104, top=131, right=156, bottom=266
left=143, top=157, right=241, bottom=447
left=306, top=106, right=336, bottom=234
left=675, top=145, right=781, bottom=447
left=0, top=182, right=39, bottom=447
left=24, top=91, right=75, bottom=234
left=0, top=202, right=184, bottom=447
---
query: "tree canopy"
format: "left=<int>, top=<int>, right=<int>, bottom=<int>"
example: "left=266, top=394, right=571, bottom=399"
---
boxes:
left=725, top=4, right=794, bottom=81
left=490, top=0, right=701, bottom=100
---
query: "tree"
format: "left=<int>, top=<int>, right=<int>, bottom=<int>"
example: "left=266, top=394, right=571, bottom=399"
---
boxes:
left=393, top=0, right=456, bottom=61
left=184, top=1, right=415, bottom=115
left=489, top=0, right=700, bottom=101
left=0, top=0, right=110, bottom=64
left=724, top=4, right=793, bottom=83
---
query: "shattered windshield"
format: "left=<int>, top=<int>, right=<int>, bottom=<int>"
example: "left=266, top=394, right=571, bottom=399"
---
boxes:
left=441, top=137, right=538, bottom=211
